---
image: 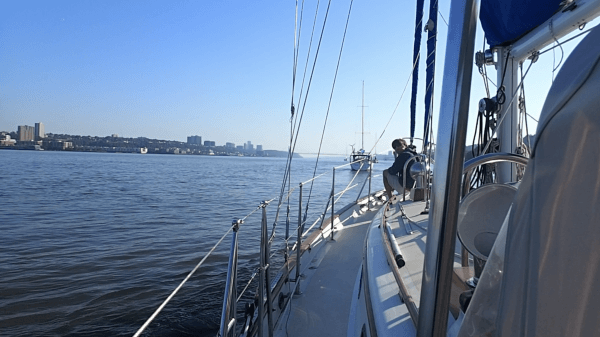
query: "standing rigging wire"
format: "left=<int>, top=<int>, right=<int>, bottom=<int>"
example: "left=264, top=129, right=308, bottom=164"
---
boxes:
left=291, top=0, right=299, bottom=122
left=302, top=0, right=355, bottom=223
left=288, top=0, right=333, bottom=167
left=288, top=0, right=322, bottom=160
left=279, top=0, right=350, bottom=316
left=290, top=0, right=307, bottom=123
left=290, top=0, right=320, bottom=144
left=367, top=0, right=451, bottom=157
left=438, top=9, right=448, bottom=27
left=271, top=0, right=301, bottom=246
left=368, top=53, right=421, bottom=155
left=281, top=0, right=306, bottom=240
left=272, top=0, right=333, bottom=241
left=370, top=2, right=443, bottom=156
left=273, top=0, right=320, bottom=235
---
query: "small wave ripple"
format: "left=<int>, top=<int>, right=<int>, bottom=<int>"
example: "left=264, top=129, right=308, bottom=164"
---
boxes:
left=0, top=151, right=384, bottom=336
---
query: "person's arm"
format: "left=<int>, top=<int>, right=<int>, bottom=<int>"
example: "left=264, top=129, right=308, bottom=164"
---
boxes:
left=390, top=152, right=415, bottom=176
left=388, top=155, right=405, bottom=175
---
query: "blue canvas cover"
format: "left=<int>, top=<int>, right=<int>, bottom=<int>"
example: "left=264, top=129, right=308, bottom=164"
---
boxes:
left=480, top=0, right=564, bottom=47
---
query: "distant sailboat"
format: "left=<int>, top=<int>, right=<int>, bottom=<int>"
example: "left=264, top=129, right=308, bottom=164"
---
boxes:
left=350, top=81, right=376, bottom=171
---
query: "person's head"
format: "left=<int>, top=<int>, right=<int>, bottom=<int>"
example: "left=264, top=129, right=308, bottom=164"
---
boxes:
left=391, top=138, right=407, bottom=153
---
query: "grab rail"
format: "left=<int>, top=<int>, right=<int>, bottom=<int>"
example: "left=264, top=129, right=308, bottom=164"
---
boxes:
left=461, top=152, right=529, bottom=195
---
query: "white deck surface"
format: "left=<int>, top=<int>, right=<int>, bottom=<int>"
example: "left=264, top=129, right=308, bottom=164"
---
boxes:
left=385, top=198, right=467, bottom=314
left=386, top=199, right=430, bottom=307
left=273, top=196, right=466, bottom=337
left=276, top=203, right=380, bottom=337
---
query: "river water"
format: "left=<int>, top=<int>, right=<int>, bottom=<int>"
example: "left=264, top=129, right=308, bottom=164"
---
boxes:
left=0, top=150, right=388, bottom=336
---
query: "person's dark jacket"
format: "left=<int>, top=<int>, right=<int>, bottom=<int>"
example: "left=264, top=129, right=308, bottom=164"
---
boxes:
left=388, top=147, right=418, bottom=188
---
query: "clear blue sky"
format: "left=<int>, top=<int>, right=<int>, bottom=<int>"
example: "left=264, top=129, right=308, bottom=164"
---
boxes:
left=0, top=1, right=593, bottom=154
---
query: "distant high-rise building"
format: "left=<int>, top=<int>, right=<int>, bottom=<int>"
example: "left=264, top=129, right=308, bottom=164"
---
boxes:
left=236, top=145, right=244, bottom=151
left=112, top=134, right=119, bottom=138
left=204, top=140, right=215, bottom=147
left=34, top=122, right=45, bottom=140
left=18, top=125, right=34, bottom=141
left=226, top=142, right=235, bottom=148
left=256, top=145, right=263, bottom=152
left=247, top=141, right=254, bottom=151
left=187, top=135, right=202, bottom=145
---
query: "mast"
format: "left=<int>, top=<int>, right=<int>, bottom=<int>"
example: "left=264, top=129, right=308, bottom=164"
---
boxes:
left=495, top=48, right=518, bottom=183
left=361, top=81, right=364, bottom=150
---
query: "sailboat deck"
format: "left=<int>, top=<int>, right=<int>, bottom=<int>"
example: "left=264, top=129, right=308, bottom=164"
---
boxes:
left=385, top=197, right=471, bottom=319
left=274, top=195, right=469, bottom=337
left=275, top=201, right=381, bottom=337
left=385, top=199, right=430, bottom=308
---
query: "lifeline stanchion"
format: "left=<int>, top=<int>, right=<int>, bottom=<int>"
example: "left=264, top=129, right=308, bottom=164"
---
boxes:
left=218, top=219, right=240, bottom=337
left=294, top=183, right=303, bottom=295
left=368, top=161, right=373, bottom=211
left=331, top=167, right=335, bottom=241
left=259, top=201, right=274, bottom=337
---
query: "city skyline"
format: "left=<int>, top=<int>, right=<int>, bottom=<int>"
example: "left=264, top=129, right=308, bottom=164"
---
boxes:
left=1, top=1, right=594, bottom=155
left=4, top=122, right=267, bottom=152
left=2, top=121, right=285, bottom=157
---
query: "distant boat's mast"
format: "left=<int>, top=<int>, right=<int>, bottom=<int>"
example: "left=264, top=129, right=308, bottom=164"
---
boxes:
left=361, top=81, right=364, bottom=150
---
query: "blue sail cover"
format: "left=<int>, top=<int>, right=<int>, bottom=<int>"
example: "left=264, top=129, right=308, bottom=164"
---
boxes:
left=410, top=0, right=425, bottom=144
left=423, top=0, right=437, bottom=146
left=480, top=0, right=563, bottom=47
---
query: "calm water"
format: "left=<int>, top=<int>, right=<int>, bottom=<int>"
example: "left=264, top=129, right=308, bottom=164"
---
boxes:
left=0, top=150, right=387, bottom=336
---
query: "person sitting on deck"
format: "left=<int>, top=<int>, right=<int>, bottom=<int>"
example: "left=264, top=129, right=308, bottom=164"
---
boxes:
left=383, top=138, right=417, bottom=200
